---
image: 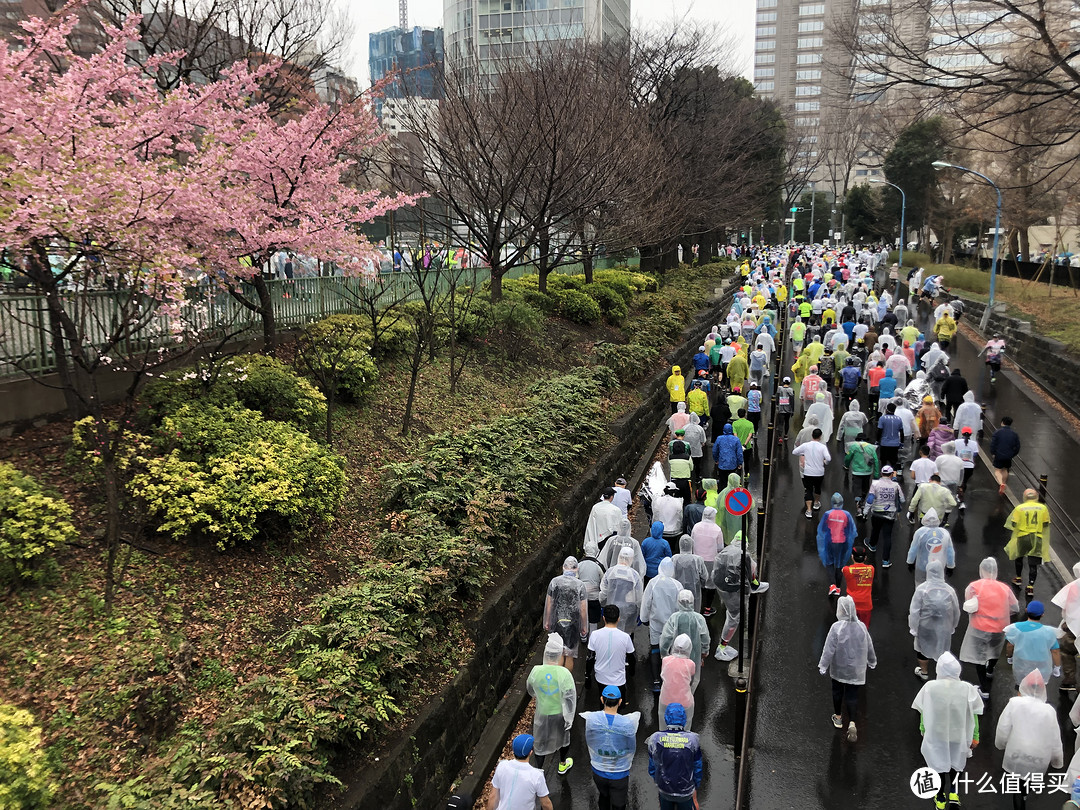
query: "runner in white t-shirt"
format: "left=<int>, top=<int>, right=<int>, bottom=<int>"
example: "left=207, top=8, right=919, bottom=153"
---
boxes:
left=489, top=735, right=552, bottom=810
left=588, top=604, right=636, bottom=693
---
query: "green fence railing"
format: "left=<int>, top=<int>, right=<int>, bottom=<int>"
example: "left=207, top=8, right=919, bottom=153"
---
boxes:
left=0, top=256, right=639, bottom=380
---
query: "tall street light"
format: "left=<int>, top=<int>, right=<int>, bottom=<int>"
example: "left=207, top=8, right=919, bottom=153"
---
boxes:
left=867, top=177, right=905, bottom=300
left=931, top=160, right=1002, bottom=331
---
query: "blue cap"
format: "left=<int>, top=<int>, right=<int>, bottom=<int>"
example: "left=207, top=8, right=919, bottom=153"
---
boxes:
left=512, top=734, right=534, bottom=758
left=601, top=685, right=622, bottom=700
left=664, top=702, right=687, bottom=729
left=1027, top=600, right=1045, bottom=617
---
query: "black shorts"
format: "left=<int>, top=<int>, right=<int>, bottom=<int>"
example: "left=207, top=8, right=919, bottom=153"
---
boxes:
left=588, top=599, right=602, bottom=624
left=554, top=619, right=581, bottom=656
left=993, top=457, right=1012, bottom=470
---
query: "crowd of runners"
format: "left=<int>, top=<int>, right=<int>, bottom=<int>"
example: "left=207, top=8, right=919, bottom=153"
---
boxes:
left=456, top=245, right=1080, bottom=810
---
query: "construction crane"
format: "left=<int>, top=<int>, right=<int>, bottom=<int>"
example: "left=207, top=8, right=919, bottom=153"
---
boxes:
left=399, top=0, right=408, bottom=31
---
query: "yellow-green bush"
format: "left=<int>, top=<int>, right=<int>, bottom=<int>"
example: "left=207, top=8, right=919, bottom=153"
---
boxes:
left=0, top=705, right=56, bottom=809
left=130, top=405, right=346, bottom=550
left=0, top=463, right=75, bottom=586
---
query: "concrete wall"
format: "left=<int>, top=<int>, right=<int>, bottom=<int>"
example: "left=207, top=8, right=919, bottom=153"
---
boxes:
left=958, top=296, right=1080, bottom=411
left=331, top=283, right=737, bottom=810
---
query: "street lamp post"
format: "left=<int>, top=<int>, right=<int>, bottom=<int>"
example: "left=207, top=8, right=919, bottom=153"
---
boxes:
left=809, top=186, right=816, bottom=245
left=931, top=160, right=1002, bottom=331
left=868, top=177, right=905, bottom=300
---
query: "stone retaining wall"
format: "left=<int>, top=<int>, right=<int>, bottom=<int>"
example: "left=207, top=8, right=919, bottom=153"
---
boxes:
left=956, top=296, right=1080, bottom=411
left=332, top=282, right=738, bottom=810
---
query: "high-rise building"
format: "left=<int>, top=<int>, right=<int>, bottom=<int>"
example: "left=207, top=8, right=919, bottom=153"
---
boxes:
left=369, top=25, right=445, bottom=118
left=443, top=0, right=630, bottom=84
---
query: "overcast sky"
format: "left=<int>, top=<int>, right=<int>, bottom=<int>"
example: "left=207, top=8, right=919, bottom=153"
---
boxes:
left=344, top=0, right=755, bottom=85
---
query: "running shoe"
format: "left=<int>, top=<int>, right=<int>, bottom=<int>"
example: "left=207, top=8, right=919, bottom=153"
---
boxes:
left=865, top=541, right=877, bottom=552
left=978, top=688, right=990, bottom=699
left=1026, top=585, right=1035, bottom=599
left=813, top=501, right=821, bottom=510
left=1012, top=576, right=1022, bottom=587
left=805, top=509, right=813, bottom=519
left=914, top=666, right=929, bottom=681
left=751, top=580, right=770, bottom=594
left=959, top=502, right=966, bottom=511
left=703, top=607, right=716, bottom=617
left=558, top=758, right=573, bottom=775
left=846, top=722, right=857, bottom=742
left=828, top=584, right=840, bottom=597
left=831, top=714, right=843, bottom=729
left=882, top=560, right=892, bottom=568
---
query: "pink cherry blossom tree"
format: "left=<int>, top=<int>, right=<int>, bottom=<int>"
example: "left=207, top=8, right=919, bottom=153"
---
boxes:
left=0, top=8, right=414, bottom=607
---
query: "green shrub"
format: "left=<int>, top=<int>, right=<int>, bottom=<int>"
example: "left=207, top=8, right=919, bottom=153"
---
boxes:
left=300, top=317, right=379, bottom=402
left=141, top=355, right=326, bottom=437
left=555, top=289, right=602, bottom=324
left=0, top=705, right=56, bottom=809
left=131, top=405, right=346, bottom=550
left=0, top=463, right=75, bottom=586
left=520, top=289, right=559, bottom=315
left=592, top=269, right=658, bottom=296
left=592, top=341, right=659, bottom=384
left=582, top=283, right=629, bottom=324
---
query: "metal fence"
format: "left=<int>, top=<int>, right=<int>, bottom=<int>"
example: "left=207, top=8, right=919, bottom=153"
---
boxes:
left=0, top=258, right=638, bottom=379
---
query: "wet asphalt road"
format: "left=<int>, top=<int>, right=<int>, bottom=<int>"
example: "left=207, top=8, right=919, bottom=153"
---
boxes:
left=537, top=299, right=1080, bottom=810
left=745, top=305, right=1076, bottom=810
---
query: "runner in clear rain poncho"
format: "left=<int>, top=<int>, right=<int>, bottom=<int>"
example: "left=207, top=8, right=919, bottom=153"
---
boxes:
left=909, top=561, right=960, bottom=681
left=526, top=633, right=577, bottom=772
left=958, top=557, right=1019, bottom=698
left=600, top=547, right=644, bottom=636
left=692, top=506, right=724, bottom=617
left=642, top=559, right=682, bottom=693
left=671, top=534, right=709, bottom=612
left=818, top=595, right=877, bottom=742
left=543, top=556, right=588, bottom=671
left=911, top=652, right=982, bottom=809
left=661, top=590, right=711, bottom=693
left=597, top=518, right=647, bottom=579
left=658, top=634, right=697, bottom=731
left=995, top=669, right=1063, bottom=802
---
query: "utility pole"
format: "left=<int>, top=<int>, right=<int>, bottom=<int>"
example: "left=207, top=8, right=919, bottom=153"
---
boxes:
left=809, top=188, right=816, bottom=245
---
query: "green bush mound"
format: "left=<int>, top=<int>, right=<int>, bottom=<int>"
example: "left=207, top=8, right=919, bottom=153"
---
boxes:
left=499, top=269, right=657, bottom=325
left=0, top=705, right=56, bottom=809
left=593, top=341, right=660, bottom=384
left=299, top=316, right=380, bottom=402
left=100, top=370, right=613, bottom=809
left=141, top=355, right=327, bottom=437
left=0, top=462, right=75, bottom=586
left=554, top=288, right=602, bottom=323
left=129, top=404, right=346, bottom=550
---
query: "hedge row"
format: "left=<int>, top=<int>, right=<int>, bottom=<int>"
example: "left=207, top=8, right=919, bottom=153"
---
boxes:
left=593, top=261, right=735, bottom=383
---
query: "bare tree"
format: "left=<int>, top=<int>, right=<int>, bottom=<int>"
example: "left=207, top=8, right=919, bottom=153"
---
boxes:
left=92, top=0, right=353, bottom=115
left=842, top=0, right=1080, bottom=179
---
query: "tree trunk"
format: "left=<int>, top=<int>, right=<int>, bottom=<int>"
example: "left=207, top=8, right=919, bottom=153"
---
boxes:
left=1019, top=228, right=1030, bottom=262
left=679, top=237, right=693, bottom=267
left=489, top=265, right=503, bottom=302
left=537, top=229, right=551, bottom=293
left=103, top=455, right=122, bottom=612
left=582, top=248, right=594, bottom=284
left=325, top=390, right=335, bottom=446
left=401, top=339, right=424, bottom=436
left=26, top=245, right=86, bottom=418
left=251, top=275, right=277, bottom=355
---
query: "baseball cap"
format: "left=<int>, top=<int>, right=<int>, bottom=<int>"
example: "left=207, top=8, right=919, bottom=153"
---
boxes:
left=675, top=428, right=686, bottom=435
left=602, top=685, right=622, bottom=700
left=881, top=465, right=894, bottom=475
left=1027, top=600, right=1045, bottom=618
left=446, top=792, right=474, bottom=809
left=615, top=477, right=627, bottom=486
left=512, top=734, right=534, bottom=758
left=961, top=427, right=973, bottom=435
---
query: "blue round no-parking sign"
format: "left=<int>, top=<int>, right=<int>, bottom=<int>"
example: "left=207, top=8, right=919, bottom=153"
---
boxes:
left=724, top=487, right=753, bottom=516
